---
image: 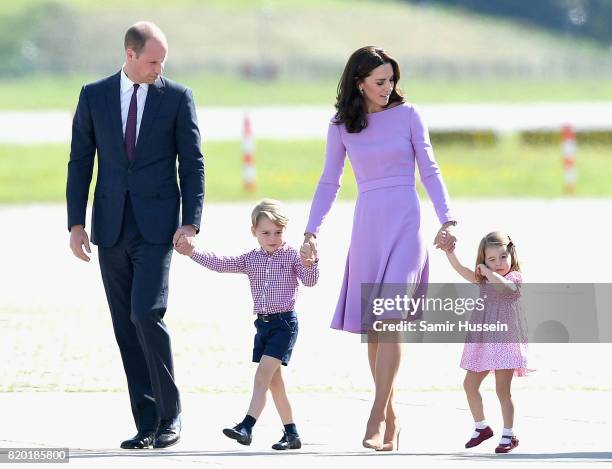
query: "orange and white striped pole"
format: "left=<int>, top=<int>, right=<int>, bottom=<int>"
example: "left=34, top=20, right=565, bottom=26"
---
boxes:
left=562, top=124, right=576, bottom=195
left=243, top=114, right=256, bottom=193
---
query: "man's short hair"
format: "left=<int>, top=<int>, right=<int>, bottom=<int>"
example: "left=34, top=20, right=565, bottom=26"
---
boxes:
left=124, top=21, right=167, bottom=56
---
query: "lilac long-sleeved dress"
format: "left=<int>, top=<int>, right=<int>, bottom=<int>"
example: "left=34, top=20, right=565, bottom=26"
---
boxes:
left=305, top=103, right=454, bottom=333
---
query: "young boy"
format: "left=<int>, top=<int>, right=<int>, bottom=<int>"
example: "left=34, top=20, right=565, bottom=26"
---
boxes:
left=174, top=199, right=318, bottom=450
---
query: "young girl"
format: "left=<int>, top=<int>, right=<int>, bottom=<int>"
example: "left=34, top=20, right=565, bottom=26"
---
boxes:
left=445, top=231, right=529, bottom=454
left=175, top=199, right=319, bottom=450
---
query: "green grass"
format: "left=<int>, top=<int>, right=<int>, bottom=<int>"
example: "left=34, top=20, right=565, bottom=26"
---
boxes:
left=1, top=137, right=611, bottom=203
left=0, top=73, right=339, bottom=110
left=2, top=74, right=612, bottom=110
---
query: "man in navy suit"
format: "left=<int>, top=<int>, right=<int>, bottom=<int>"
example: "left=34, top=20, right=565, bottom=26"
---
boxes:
left=66, top=22, right=204, bottom=449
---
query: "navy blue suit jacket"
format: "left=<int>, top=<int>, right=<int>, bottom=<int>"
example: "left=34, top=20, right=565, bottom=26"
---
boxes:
left=66, top=71, right=205, bottom=246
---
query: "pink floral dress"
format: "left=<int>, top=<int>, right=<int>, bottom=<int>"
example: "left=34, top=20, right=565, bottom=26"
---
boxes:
left=460, top=271, right=532, bottom=376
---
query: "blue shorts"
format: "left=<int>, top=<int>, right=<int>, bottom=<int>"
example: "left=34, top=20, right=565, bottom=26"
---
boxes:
left=253, top=311, right=298, bottom=366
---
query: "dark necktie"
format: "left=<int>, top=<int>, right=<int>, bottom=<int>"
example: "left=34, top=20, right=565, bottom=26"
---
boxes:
left=125, top=83, right=139, bottom=161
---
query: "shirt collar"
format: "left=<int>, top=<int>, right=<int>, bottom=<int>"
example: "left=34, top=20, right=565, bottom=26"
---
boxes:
left=258, top=242, right=289, bottom=257
left=121, top=66, right=149, bottom=95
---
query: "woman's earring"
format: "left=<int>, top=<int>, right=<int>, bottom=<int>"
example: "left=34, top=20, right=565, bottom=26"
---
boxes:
left=359, top=87, right=364, bottom=95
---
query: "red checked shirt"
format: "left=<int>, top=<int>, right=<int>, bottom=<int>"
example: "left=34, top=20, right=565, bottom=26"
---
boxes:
left=190, top=243, right=319, bottom=314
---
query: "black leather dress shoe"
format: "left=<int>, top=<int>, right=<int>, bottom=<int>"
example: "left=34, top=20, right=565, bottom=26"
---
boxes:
left=153, top=417, right=181, bottom=448
left=272, top=431, right=302, bottom=450
left=222, top=423, right=252, bottom=446
left=120, top=430, right=156, bottom=449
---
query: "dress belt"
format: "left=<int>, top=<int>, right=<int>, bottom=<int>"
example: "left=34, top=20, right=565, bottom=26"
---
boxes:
left=357, top=175, right=415, bottom=194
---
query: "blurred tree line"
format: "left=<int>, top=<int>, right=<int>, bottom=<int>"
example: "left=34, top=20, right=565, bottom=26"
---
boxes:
left=408, top=0, right=612, bottom=45
left=0, top=2, right=79, bottom=76
left=2, top=0, right=610, bottom=78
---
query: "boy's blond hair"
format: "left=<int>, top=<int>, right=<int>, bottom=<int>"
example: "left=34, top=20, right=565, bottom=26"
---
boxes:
left=251, top=199, right=289, bottom=228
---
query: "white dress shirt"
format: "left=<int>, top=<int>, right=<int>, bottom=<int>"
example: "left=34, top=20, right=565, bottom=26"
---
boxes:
left=120, top=67, right=149, bottom=141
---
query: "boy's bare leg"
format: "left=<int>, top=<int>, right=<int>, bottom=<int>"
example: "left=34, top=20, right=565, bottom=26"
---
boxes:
left=246, top=355, right=282, bottom=419
left=268, top=366, right=301, bottom=450
left=269, top=367, right=294, bottom=424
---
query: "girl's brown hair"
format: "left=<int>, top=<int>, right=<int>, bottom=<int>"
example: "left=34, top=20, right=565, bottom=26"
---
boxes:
left=475, top=231, right=521, bottom=283
left=333, top=46, right=405, bottom=133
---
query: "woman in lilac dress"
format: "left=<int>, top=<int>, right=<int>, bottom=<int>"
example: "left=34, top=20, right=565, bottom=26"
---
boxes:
left=302, top=46, right=457, bottom=451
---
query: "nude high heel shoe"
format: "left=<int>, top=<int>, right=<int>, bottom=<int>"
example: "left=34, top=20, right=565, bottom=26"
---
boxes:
left=362, top=420, right=385, bottom=450
left=377, top=422, right=401, bottom=451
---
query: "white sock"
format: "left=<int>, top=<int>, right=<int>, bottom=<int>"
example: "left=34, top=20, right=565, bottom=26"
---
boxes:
left=499, top=427, right=514, bottom=444
left=471, top=420, right=488, bottom=438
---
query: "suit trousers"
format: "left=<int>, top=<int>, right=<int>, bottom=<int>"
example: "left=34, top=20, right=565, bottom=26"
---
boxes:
left=98, top=196, right=180, bottom=431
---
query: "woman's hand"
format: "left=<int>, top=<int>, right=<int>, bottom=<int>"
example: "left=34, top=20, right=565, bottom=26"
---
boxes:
left=434, top=223, right=457, bottom=252
left=302, top=233, right=318, bottom=261
left=299, top=243, right=315, bottom=266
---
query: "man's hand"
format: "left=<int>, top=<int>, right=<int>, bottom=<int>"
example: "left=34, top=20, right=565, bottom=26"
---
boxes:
left=174, top=233, right=195, bottom=257
left=434, top=223, right=457, bottom=252
left=173, top=225, right=196, bottom=248
left=69, top=225, right=92, bottom=262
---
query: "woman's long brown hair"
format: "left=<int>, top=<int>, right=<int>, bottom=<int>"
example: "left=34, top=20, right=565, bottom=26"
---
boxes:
left=334, top=46, right=405, bottom=133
